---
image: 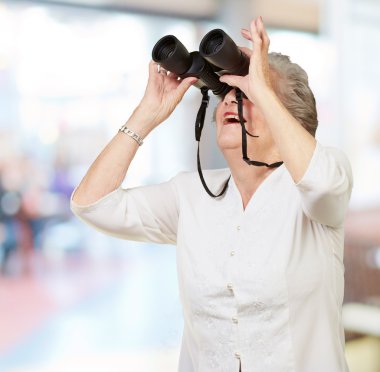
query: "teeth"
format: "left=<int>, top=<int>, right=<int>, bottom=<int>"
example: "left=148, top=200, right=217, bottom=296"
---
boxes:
left=225, top=114, right=239, bottom=120
left=223, top=114, right=246, bottom=124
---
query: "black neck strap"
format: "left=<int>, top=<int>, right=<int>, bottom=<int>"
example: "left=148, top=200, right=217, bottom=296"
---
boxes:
left=236, top=88, right=284, bottom=168
left=195, top=87, right=230, bottom=198
left=194, top=88, right=283, bottom=198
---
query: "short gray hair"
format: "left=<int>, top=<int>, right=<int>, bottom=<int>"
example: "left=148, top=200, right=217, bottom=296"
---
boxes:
left=268, top=53, right=318, bottom=137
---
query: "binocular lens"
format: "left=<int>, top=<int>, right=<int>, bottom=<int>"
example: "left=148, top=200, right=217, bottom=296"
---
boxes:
left=200, top=29, right=249, bottom=76
left=152, top=35, right=192, bottom=75
left=153, top=37, right=176, bottom=60
left=201, top=32, right=224, bottom=56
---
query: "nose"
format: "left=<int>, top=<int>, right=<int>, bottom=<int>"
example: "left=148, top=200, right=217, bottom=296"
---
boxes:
left=222, top=88, right=238, bottom=105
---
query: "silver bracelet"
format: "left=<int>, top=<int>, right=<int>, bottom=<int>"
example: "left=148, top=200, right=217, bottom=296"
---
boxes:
left=119, top=125, right=144, bottom=146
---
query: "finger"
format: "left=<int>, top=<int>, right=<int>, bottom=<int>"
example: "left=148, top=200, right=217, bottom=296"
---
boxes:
left=239, top=46, right=252, bottom=58
left=175, top=77, right=198, bottom=99
left=249, top=18, right=263, bottom=59
left=241, top=28, right=252, bottom=41
left=149, top=60, right=159, bottom=76
left=250, top=18, right=262, bottom=46
left=148, top=61, right=164, bottom=85
left=159, top=66, right=168, bottom=75
left=219, top=74, right=244, bottom=90
left=167, top=71, right=178, bottom=80
left=257, top=16, right=270, bottom=50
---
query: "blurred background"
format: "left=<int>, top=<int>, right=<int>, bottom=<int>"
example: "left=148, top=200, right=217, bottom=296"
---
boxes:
left=0, top=0, right=379, bottom=371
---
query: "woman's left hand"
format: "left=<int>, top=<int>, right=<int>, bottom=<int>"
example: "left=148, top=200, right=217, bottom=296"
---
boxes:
left=220, top=16, right=273, bottom=105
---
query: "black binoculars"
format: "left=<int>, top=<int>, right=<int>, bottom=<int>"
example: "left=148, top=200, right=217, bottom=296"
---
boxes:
left=152, top=29, right=249, bottom=98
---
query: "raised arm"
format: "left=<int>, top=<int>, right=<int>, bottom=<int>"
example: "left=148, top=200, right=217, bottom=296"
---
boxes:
left=219, top=17, right=316, bottom=184
left=220, top=17, right=353, bottom=227
left=72, top=61, right=196, bottom=206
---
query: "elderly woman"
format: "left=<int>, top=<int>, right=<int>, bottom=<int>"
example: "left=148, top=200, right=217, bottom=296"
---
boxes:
left=71, top=17, right=352, bottom=372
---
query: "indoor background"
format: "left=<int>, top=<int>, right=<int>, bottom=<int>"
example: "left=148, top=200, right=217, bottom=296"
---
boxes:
left=0, top=0, right=379, bottom=371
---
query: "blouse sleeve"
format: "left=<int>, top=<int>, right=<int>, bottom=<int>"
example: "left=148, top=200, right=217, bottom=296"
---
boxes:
left=70, top=176, right=180, bottom=245
left=295, top=142, right=353, bottom=228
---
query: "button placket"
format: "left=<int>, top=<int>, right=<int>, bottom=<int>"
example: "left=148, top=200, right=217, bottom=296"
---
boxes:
left=232, top=223, right=242, bottom=369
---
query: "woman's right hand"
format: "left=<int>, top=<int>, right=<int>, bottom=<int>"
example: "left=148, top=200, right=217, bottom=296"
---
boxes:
left=135, top=61, right=197, bottom=129
left=73, top=62, right=196, bottom=206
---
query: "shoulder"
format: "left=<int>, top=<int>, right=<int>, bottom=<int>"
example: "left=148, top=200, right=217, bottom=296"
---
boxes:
left=317, top=143, right=353, bottom=177
left=296, top=141, right=354, bottom=199
left=322, top=144, right=350, bottom=163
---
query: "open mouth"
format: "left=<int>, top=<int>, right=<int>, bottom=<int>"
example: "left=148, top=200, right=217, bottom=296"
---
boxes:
left=224, top=117, right=240, bottom=125
left=223, top=112, right=246, bottom=125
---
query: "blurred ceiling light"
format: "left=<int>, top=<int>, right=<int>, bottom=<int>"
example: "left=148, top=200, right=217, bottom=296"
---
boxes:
left=269, top=31, right=336, bottom=94
left=15, top=8, right=147, bottom=97
left=43, top=0, right=218, bottom=19
left=253, top=0, right=319, bottom=32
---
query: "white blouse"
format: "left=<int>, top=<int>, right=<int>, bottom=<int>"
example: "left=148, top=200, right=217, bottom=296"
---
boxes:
left=71, top=142, right=353, bottom=372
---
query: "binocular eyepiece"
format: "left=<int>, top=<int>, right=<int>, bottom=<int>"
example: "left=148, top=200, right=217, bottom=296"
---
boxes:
left=152, top=29, right=249, bottom=98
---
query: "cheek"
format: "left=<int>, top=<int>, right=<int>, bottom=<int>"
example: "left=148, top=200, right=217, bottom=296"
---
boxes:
left=214, top=103, right=224, bottom=132
left=252, top=108, right=263, bottom=121
left=250, top=103, right=267, bottom=121
left=245, top=107, right=265, bottom=131
left=215, top=102, right=223, bottom=121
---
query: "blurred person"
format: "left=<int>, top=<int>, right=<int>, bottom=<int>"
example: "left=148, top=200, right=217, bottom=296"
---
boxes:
left=71, top=17, right=353, bottom=372
left=0, top=184, right=18, bottom=274
left=0, top=153, right=63, bottom=275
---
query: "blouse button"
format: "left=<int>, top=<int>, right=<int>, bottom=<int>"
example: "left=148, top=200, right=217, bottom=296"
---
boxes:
left=232, top=316, right=238, bottom=324
left=234, top=351, right=241, bottom=359
left=227, top=283, right=234, bottom=291
left=230, top=250, right=235, bottom=256
left=237, top=225, right=241, bottom=231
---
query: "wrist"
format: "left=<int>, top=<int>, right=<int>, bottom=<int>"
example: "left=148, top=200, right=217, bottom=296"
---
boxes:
left=126, top=105, right=158, bottom=138
left=119, top=125, right=144, bottom=146
left=251, top=85, right=279, bottom=109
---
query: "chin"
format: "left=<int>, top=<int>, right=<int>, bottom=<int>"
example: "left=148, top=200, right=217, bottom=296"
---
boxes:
left=217, top=132, right=241, bottom=151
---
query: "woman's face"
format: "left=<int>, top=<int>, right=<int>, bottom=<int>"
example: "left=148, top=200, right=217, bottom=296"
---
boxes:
left=215, top=89, right=274, bottom=154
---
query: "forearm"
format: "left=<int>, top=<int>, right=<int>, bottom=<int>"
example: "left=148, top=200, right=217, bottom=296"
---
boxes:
left=72, top=107, right=155, bottom=206
left=258, top=88, right=316, bottom=183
